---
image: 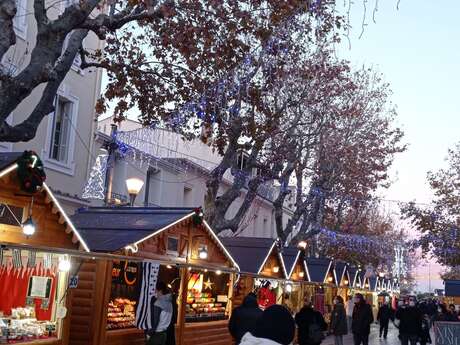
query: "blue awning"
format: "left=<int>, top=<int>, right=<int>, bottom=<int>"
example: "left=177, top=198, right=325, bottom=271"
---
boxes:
left=305, top=257, right=332, bottom=283
left=445, top=280, right=460, bottom=297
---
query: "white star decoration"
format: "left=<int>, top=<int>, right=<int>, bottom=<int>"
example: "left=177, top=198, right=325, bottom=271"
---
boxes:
left=203, top=278, right=214, bottom=290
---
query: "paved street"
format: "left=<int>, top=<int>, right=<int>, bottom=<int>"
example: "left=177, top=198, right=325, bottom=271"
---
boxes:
left=323, top=324, right=400, bottom=345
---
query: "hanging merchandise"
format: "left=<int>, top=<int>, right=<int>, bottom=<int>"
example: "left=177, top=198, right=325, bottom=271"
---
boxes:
left=82, top=154, right=108, bottom=200
left=12, top=249, right=22, bottom=268
left=16, top=151, right=46, bottom=193
left=257, top=281, right=276, bottom=310
left=27, top=250, right=37, bottom=268
left=134, top=261, right=160, bottom=330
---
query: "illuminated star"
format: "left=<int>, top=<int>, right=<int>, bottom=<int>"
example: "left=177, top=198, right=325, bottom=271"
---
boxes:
left=203, top=278, right=214, bottom=290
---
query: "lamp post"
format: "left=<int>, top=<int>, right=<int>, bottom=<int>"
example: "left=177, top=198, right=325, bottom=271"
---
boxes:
left=125, top=177, right=144, bottom=206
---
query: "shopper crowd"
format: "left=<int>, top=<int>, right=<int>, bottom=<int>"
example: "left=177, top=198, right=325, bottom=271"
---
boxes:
left=228, top=292, right=459, bottom=345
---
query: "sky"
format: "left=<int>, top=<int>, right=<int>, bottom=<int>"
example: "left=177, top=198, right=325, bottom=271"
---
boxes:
left=336, top=0, right=460, bottom=292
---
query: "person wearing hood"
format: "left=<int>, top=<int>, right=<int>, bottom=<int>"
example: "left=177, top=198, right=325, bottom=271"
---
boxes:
left=147, top=281, right=173, bottom=345
left=395, top=296, right=422, bottom=345
left=229, top=293, right=263, bottom=344
left=295, top=297, right=327, bottom=345
left=351, top=293, right=373, bottom=345
left=377, top=300, right=393, bottom=339
left=330, top=296, right=348, bottom=345
left=239, top=304, right=295, bottom=345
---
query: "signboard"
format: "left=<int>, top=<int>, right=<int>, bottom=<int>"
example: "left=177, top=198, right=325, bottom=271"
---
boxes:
left=112, top=261, right=139, bottom=286
left=69, top=275, right=79, bottom=288
left=27, top=276, right=52, bottom=298
left=434, top=321, right=460, bottom=345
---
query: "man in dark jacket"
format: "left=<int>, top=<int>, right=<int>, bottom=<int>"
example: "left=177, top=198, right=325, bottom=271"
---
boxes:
left=395, top=297, right=422, bottom=345
left=295, top=297, right=328, bottom=345
left=351, top=293, right=374, bottom=345
left=377, top=301, right=393, bottom=339
left=228, top=293, right=263, bottom=344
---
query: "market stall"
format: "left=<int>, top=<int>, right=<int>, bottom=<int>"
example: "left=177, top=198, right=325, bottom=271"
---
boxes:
left=304, top=257, right=334, bottom=316
left=444, top=280, right=460, bottom=305
left=221, top=237, right=287, bottom=311
left=69, top=206, right=239, bottom=345
left=335, top=262, right=351, bottom=302
left=0, top=151, right=90, bottom=345
left=280, top=247, right=306, bottom=314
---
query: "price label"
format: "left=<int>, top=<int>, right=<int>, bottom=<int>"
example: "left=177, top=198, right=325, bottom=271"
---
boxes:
left=69, top=275, right=79, bottom=288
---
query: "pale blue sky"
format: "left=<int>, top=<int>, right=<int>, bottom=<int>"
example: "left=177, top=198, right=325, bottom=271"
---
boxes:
left=337, top=0, right=460, bottom=291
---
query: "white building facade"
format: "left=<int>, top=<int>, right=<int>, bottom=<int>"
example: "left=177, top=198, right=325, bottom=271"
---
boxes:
left=0, top=0, right=104, bottom=213
left=93, top=116, right=294, bottom=239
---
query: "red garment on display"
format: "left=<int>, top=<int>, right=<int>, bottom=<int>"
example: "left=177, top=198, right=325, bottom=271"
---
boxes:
left=258, top=287, right=276, bottom=309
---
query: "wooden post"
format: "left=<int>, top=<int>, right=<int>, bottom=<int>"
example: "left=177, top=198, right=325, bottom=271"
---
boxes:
left=227, top=272, right=235, bottom=317
left=177, top=267, right=188, bottom=345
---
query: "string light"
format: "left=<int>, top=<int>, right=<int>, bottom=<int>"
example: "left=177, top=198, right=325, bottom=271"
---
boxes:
left=82, top=154, right=108, bottom=200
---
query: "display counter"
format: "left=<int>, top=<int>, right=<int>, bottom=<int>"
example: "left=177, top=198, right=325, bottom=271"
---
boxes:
left=182, top=320, right=232, bottom=345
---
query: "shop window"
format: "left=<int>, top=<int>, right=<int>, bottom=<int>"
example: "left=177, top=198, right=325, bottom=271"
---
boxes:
left=0, top=250, right=69, bottom=343
left=107, top=262, right=180, bottom=330
left=0, top=203, right=23, bottom=227
left=185, top=270, right=229, bottom=322
left=167, top=236, right=179, bottom=256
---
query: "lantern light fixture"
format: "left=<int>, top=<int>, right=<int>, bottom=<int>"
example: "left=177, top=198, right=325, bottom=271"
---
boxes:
left=198, top=247, right=208, bottom=260
left=327, top=276, right=333, bottom=283
left=299, top=271, right=305, bottom=278
left=22, top=217, right=36, bottom=236
left=216, top=270, right=222, bottom=275
left=272, top=266, right=280, bottom=273
left=285, top=283, right=293, bottom=293
left=58, top=255, right=71, bottom=272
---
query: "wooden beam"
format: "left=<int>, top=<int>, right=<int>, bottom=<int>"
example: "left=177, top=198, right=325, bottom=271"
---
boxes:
left=65, top=225, right=72, bottom=234
left=58, top=214, right=66, bottom=225
left=72, top=234, right=79, bottom=244
left=51, top=205, right=59, bottom=214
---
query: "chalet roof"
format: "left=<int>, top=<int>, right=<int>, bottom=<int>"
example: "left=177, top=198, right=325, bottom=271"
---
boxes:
left=348, top=267, right=359, bottom=287
left=0, top=152, right=89, bottom=252
left=71, top=207, right=196, bottom=251
left=0, top=152, right=22, bottom=171
left=369, top=276, right=378, bottom=291
left=305, top=257, right=332, bottom=283
left=445, top=280, right=460, bottom=297
left=334, top=262, right=347, bottom=284
left=281, top=246, right=301, bottom=278
left=220, top=237, right=281, bottom=275
left=71, top=206, right=239, bottom=268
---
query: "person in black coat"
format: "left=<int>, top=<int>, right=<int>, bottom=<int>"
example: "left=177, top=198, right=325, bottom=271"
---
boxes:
left=377, top=301, right=393, bottom=339
left=166, top=292, right=178, bottom=345
left=330, top=296, right=347, bottom=345
left=419, top=314, right=432, bottom=345
left=295, top=297, right=328, bottom=345
left=395, top=297, right=422, bottom=345
left=228, top=293, right=263, bottom=344
left=351, top=293, right=374, bottom=345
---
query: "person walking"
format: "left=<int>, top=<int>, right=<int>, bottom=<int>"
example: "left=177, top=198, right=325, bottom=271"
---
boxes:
left=346, top=296, right=354, bottom=332
left=419, top=314, right=432, bottom=345
left=395, top=296, right=422, bottom=345
left=229, top=293, right=263, bottom=345
left=351, top=293, right=373, bottom=345
left=377, top=301, right=393, bottom=339
left=239, top=305, right=295, bottom=345
left=434, top=304, right=450, bottom=322
left=146, top=282, right=173, bottom=345
left=448, top=304, right=459, bottom=321
left=295, top=297, right=328, bottom=345
left=330, top=296, right=347, bottom=345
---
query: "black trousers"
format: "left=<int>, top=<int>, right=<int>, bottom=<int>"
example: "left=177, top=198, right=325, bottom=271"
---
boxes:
left=353, top=333, right=369, bottom=345
left=400, top=334, right=418, bottom=345
left=379, top=320, right=389, bottom=338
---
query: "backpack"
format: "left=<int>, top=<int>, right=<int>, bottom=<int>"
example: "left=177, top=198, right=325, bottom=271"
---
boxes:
left=308, top=321, right=325, bottom=343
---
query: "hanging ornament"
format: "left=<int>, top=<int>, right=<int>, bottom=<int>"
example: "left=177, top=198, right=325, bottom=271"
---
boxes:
left=82, top=154, right=108, bottom=200
left=16, top=151, right=46, bottom=193
left=203, top=278, right=214, bottom=290
left=192, top=207, right=204, bottom=226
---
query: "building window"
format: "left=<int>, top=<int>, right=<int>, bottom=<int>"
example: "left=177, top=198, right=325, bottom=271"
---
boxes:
left=13, top=0, right=28, bottom=40
left=49, top=97, right=73, bottom=163
left=42, top=88, right=78, bottom=176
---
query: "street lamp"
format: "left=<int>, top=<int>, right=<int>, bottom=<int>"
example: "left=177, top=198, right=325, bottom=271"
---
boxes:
left=297, top=240, right=307, bottom=250
left=125, top=177, right=144, bottom=206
